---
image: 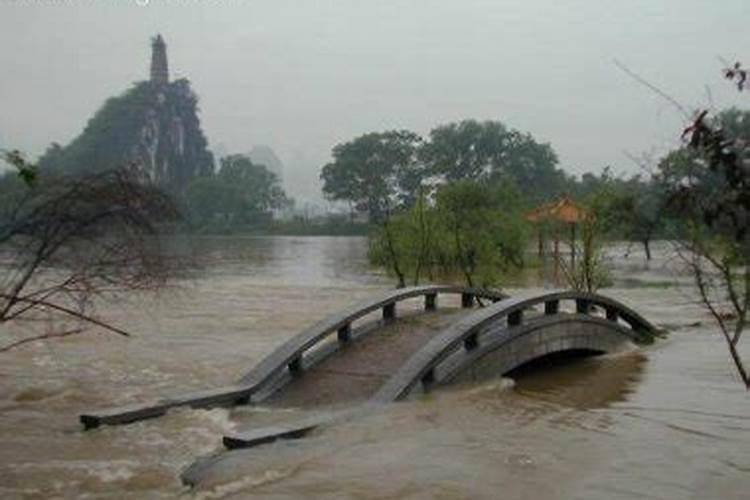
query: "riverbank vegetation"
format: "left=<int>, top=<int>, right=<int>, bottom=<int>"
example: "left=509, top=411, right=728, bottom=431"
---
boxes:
left=320, top=104, right=750, bottom=387
left=3, top=103, right=748, bottom=387
left=320, top=118, right=678, bottom=290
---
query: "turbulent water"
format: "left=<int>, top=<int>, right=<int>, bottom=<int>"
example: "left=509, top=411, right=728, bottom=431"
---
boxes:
left=1, top=237, right=748, bottom=499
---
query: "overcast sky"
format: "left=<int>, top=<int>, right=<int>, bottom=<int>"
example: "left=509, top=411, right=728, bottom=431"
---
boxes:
left=0, top=0, right=747, bottom=202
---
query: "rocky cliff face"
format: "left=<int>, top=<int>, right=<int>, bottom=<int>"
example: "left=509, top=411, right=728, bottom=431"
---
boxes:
left=38, top=78, right=214, bottom=193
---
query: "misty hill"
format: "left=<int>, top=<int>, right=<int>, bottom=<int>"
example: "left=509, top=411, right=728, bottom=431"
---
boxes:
left=248, top=145, right=284, bottom=185
left=37, top=36, right=213, bottom=193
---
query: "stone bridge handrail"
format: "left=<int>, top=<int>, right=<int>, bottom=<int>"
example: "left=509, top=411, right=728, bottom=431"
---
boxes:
left=238, top=285, right=507, bottom=385
left=372, top=290, right=656, bottom=402
left=80, top=285, right=504, bottom=429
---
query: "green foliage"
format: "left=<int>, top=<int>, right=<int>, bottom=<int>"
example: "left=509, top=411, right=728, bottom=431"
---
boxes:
left=368, top=191, right=437, bottom=286
left=2, top=150, right=37, bottom=187
left=37, top=79, right=214, bottom=192
left=659, top=105, right=750, bottom=388
left=320, top=130, right=423, bottom=221
left=369, top=180, right=528, bottom=288
left=568, top=167, right=666, bottom=259
left=434, top=181, right=526, bottom=286
left=321, top=120, right=570, bottom=226
left=184, top=154, right=289, bottom=229
left=561, top=188, right=613, bottom=292
left=420, top=119, right=567, bottom=202
left=658, top=107, right=750, bottom=248
left=218, top=155, right=288, bottom=213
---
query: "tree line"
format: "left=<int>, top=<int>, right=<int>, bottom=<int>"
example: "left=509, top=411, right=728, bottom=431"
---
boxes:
left=320, top=113, right=749, bottom=291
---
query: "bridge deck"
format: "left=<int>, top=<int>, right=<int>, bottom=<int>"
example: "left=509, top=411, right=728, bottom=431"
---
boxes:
left=264, top=308, right=469, bottom=407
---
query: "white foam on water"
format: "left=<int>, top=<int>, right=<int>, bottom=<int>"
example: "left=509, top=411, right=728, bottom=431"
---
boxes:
left=193, top=468, right=297, bottom=500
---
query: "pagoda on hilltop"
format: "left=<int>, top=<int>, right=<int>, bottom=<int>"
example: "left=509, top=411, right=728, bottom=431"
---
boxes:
left=150, top=34, right=169, bottom=86
left=37, top=34, right=215, bottom=192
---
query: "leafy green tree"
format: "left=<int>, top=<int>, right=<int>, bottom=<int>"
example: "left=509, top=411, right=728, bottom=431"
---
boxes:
left=434, top=180, right=526, bottom=287
left=369, top=179, right=527, bottom=288
left=590, top=171, right=664, bottom=261
left=420, top=119, right=565, bottom=201
left=420, top=120, right=510, bottom=181
left=218, top=155, right=288, bottom=214
left=611, top=179, right=662, bottom=261
left=368, top=190, right=437, bottom=286
left=320, top=130, right=423, bottom=221
left=185, top=154, right=288, bottom=228
left=184, top=176, right=237, bottom=225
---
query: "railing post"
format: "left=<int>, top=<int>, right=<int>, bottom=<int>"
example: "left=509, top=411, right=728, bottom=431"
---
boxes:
left=421, top=368, right=435, bottom=390
left=464, top=331, right=479, bottom=351
left=576, top=298, right=591, bottom=314
left=383, top=302, right=396, bottom=320
left=544, top=299, right=559, bottom=315
left=508, top=309, right=523, bottom=327
left=337, top=323, right=352, bottom=343
left=288, top=356, right=303, bottom=377
left=606, top=307, right=618, bottom=322
left=461, top=293, right=474, bottom=308
left=234, top=394, right=251, bottom=405
left=425, top=293, right=437, bottom=311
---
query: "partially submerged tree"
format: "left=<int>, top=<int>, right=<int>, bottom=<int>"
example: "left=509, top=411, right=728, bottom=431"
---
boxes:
left=0, top=151, right=181, bottom=351
left=557, top=193, right=611, bottom=293
left=612, top=178, right=662, bottom=261
left=434, top=180, right=526, bottom=288
left=321, top=131, right=424, bottom=286
left=660, top=107, right=750, bottom=388
left=369, top=179, right=527, bottom=289
left=616, top=60, right=750, bottom=388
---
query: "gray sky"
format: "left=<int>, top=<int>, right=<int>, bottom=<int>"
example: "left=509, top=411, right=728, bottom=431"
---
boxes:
left=0, top=0, right=747, bottom=202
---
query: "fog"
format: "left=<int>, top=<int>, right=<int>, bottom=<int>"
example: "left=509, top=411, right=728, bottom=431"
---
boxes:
left=0, top=0, right=747, bottom=202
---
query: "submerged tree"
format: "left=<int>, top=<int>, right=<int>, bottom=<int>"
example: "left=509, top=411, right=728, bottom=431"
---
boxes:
left=660, top=107, right=750, bottom=388
left=0, top=151, right=182, bottom=351
left=369, top=179, right=527, bottom=289
left=321, top=131, right=424, bottom=286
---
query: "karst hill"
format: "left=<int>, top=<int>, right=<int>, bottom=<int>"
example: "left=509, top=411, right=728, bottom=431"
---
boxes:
left=38, top=35, right=214, bottom=193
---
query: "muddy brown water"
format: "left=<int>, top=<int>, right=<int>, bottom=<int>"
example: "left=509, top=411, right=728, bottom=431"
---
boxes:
left=1, top=237, right=748, bottom=499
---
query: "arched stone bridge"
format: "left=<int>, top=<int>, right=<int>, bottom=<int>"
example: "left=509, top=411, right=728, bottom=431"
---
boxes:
left=80, top=286, right=656, bottom=440
left=373, top=291, right=653, bottom=402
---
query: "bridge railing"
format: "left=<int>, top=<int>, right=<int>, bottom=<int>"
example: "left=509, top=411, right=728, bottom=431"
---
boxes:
left=80, top=285, right=505, bottom=429
left=238, top=285, right=507, bottom=385
left=373, top=290, right=656, bottom=402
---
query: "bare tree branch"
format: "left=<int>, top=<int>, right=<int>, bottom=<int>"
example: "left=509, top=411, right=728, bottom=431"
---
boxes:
left=0, top=328, right=85, bottom=353
left=614, top=59, right=691, bottom=119
left=0, top=158, right=184, bottom=351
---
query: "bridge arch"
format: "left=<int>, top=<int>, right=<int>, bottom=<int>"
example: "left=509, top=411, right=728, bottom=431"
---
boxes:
left=373, top=291, right=656, bottom=402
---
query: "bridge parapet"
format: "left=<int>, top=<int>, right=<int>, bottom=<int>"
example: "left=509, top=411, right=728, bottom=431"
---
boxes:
left=372, top=290, right=656, bottom=402
left=80, top=285, right=505, bottom=429
left=238, top=285, right=506, bottom=386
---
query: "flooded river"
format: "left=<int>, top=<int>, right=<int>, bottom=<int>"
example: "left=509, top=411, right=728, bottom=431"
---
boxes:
left=1, top=237, right=748, bottom=499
